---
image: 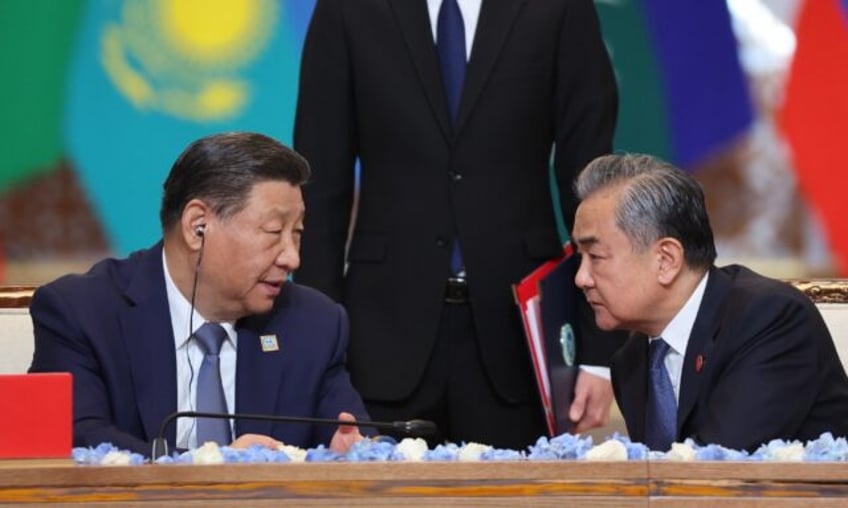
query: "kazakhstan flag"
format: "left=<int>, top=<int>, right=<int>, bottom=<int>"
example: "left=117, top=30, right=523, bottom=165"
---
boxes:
left=65, top=0, right=315, bottom=254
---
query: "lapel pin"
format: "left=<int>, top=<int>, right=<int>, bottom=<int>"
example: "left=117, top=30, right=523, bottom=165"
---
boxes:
left=260, top=334, right=279, bottom=352
left=695, top=354, right=705, bottom=374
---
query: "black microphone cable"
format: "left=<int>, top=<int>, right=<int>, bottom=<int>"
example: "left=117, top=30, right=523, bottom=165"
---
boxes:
left=151, top=411, right=437, bottom=460
left=183, top=224, right=206, bottom=444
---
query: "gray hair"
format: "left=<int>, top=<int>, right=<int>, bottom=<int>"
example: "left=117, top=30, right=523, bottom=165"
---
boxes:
left=575, top=153, right=717, bottom=269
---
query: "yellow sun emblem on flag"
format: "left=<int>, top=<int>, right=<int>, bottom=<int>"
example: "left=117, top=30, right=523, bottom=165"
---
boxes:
left=101, top=0, right=276, bottom=121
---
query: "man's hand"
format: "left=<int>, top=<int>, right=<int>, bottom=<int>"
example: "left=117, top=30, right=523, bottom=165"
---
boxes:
left=229, top=433, right=283, bottom=449
left=329, top=411, right=364, bottom=453
left=568, top=369, right=613, bottom=433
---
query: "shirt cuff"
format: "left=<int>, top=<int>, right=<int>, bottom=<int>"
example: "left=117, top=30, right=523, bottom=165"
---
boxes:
left=579, top=365, right=611, bottom=380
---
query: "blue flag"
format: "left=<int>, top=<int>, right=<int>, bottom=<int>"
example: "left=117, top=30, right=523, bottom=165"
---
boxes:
left=64, top=0, right=315, bottom=253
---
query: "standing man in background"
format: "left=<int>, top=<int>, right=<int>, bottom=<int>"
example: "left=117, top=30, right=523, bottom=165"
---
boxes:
left=295, top=0, right=624, bottom=449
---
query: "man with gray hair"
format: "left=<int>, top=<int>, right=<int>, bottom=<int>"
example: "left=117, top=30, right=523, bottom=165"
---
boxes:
left=571, top=153, right=848, bottom=452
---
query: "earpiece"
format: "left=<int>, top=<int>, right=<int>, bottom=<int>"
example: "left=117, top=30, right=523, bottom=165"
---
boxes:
left=194, top=224, right=206, bottom=237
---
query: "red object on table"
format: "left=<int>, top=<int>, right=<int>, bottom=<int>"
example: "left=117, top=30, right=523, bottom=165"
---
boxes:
left=0, top=373, right=72, bottom=459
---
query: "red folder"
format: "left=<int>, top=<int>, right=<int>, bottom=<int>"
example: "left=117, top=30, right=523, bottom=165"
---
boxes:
left=0, top=373, right=72, bottom=459
left=513, top=243, right=579, bottom=437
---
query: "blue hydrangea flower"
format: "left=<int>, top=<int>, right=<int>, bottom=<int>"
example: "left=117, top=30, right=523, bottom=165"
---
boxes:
left=694, top=442, right=749, bottom=461
left=306, top=445, right=344, bottom=462
left=805, top=433, right=848, bottom=461
left=217, top=444, right=291, bottom=463
left=345, top=439, right=399, bottom=461
left=71, top=443, right=145, bottom=465
left=172, top=450, right=197, bottom=464
left=481, top=448, right=524, bottom=461
left=424, top=443, right=461, bottom=461
left=526, top=433, right=594, bottom=460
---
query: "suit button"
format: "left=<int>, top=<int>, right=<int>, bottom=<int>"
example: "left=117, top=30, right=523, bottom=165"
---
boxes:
left=435, top=237, right=448, bottom=247
left=448, top=171, right=463, bottom=181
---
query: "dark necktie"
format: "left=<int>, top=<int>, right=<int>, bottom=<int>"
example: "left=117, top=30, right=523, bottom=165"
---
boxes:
left=644, top=338, right=677, bottom=451
left=436, top=0, right=466, bottom=275
left=194, top=322, right=232, bottom=446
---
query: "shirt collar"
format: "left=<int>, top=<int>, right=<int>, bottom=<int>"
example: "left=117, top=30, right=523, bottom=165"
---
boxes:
left=162, top=249, right=236, bottom=349
left=656, top=272, right=710, bottom=356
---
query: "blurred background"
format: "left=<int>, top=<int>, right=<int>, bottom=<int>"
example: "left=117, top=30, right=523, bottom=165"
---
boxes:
left=1, top=0, right=845, bottom=285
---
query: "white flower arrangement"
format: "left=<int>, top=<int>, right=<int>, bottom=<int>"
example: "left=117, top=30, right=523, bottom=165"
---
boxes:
left=395, top=437, right=428, bottom=461
left=585, top=439, right=628, bottom=461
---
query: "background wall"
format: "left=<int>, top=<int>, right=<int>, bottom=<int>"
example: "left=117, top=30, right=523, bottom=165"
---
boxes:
left=1, top=0, right=844, bottom=284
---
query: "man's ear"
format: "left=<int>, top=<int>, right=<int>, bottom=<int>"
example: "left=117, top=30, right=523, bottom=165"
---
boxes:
left=655, top=237, right=685, bottom=285
left=181, top=199, right=209, bottom=249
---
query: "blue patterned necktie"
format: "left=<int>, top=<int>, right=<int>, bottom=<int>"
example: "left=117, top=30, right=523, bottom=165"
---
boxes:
left=436, top=0, right=466, bottom=275
left=194, top=322, right=232, bottom=446
left=644, top=338, right=677, bottom=451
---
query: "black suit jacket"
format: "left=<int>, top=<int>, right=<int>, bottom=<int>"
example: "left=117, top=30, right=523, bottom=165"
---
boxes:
left=612, top=265, right=848, bottom=451
left=29, top=242, right=370, bottom=456
left=294, top=0, right=622, bottom=403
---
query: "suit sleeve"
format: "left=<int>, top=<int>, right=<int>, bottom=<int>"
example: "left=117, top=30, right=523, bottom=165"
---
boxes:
left=293, top=0, right=357, bottom=302
left=28, top=284, right=152, bottom=456
left=311, top=302, right=373, bottom=445
left=553, top=0, right=626, bottom=365
left=689, top=295, right=825, bottom=451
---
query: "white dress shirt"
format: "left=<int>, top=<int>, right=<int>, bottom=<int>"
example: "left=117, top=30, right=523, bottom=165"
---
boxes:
left=163, top=250, right=237, bottom=449
left=653, top=272, right=710, bottom=403
left=427, top=0, right=482, bottom=59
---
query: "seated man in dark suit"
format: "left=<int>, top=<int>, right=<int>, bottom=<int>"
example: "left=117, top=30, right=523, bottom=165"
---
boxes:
left=571, top=153, right=848, bottom=452
left=29, top=132, right=370, bottom=456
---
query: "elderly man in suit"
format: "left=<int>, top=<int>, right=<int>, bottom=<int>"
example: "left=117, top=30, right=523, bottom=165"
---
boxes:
left=293, top=0, right=626, bottom=448
left=29, top=132, right=369, bottom=456
left=572, top=153, right=848, bottom=452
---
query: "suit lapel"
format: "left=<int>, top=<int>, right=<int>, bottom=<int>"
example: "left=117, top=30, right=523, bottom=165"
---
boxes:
left=454, top=0, right=526, bottom=134
left=120, top=243, right=178, bottom=443
left=389, top=0, right=453, bottom=140
left=616, top=335, right=649, bottom=441
left=234, top=315, right=286, bottom=437
left=677, top=268, right=728, bottom=432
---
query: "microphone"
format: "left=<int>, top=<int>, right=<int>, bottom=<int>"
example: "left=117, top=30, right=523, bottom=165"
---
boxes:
left=151, top=411, right=437, bottom=460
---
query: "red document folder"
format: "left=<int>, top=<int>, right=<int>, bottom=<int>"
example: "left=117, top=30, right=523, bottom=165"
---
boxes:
left=0, top=373, right=72, bottom=459
left=513, top=244, right=579, bottom=437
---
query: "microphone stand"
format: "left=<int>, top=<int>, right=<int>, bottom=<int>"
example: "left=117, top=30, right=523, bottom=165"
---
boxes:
left=151, top=411, right=437, bottom=461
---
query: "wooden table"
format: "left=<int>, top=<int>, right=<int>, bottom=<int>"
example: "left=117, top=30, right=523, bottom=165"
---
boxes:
left=650, top=462, right=848, bottom=507
left=1, top=460, right=848, bottom=507
left=0, top=460, right=646, bottom=507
